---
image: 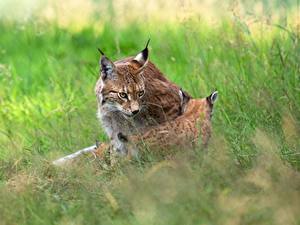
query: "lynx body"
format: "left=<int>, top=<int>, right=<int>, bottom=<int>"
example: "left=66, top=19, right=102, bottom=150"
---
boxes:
left=95, top=42, right=188, bottom=143
left=114, top=91, right=218, bottom=158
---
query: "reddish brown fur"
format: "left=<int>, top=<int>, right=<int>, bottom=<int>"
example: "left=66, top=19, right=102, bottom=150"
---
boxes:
left=121, top=97, right=215, bottom=157
left=95, top=57, right=186, bottom=126
left=94, top=48, right=191, bottom=158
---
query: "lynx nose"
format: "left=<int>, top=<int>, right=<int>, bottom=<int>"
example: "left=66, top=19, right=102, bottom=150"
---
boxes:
left=132, top=110, right=140, bottom=115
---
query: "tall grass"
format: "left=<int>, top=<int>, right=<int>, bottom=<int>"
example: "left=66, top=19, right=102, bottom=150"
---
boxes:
left=0, top=1, right=299, bottom=224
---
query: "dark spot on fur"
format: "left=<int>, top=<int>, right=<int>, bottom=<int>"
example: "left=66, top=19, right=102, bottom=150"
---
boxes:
left=118, top=132, right=128, bottom=142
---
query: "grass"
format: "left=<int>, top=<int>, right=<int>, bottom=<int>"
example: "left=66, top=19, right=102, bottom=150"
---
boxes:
left=0, top=2, right=300, bottom=224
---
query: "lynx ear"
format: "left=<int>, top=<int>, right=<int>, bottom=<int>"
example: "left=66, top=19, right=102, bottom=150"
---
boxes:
left=179, top=89, right=191, bottom=114
left=98, top=48, right=116, bottom=80
left=207, top=91, right=218, bottom=105
left=132, top=39, right=150, bottom=67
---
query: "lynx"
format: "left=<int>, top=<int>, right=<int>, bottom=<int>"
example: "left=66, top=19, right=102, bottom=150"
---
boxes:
left=112, top=91, right=218, bottom=159
left=53, top=91, right=217, bottom=166
left=95, top=40, right=190, bottom=155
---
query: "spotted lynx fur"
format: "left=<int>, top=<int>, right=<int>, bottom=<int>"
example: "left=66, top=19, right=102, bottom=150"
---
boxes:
left=112, top=91, right=218, bottom=159
left=95, top=40, right=190, bottom=156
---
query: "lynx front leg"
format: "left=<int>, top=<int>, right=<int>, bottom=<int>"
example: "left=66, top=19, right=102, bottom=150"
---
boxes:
left=53, top=145, right=98, bottom=166
left=52, top=141, right=111, bottom=166
left=93, top=142, right=110, bottom=159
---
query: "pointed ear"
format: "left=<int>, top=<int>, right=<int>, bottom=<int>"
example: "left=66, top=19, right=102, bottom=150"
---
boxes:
left=98, top=48, right=116, bottom=80
left=179, top=88, right=191, bottom=114
left=207, top=91, right=218, bottom=105
left=132, top=39, right=150, bottom=68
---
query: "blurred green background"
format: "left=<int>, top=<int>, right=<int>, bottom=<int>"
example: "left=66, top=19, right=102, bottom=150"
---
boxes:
left=0, top=0, right=299, bottom=224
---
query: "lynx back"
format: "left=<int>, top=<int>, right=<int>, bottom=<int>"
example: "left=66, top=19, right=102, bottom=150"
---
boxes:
left=115, top=91, right=218, bottom=158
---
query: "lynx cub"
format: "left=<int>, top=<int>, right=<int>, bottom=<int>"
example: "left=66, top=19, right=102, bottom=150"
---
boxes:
left=114, top=91, right=218, bottom=159
left=95, top=40, right=189, bottom=156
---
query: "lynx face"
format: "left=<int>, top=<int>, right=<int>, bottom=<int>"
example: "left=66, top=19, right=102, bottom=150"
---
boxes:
left=95, top=43, right=149, bottom=117
left=97, top=65, right=146, bottom=117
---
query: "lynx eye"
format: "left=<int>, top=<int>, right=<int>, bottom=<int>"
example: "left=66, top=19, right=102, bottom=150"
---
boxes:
left=138, top=90, right=145, bottom=97
left=118, top=92, right=128, bottom=99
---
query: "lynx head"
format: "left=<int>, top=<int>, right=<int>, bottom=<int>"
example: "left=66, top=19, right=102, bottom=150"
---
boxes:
left=96, top=40, right=150, bottom=117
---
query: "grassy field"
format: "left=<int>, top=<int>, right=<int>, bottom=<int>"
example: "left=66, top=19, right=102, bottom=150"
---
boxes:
left=0, top=1, right=300, bottom=224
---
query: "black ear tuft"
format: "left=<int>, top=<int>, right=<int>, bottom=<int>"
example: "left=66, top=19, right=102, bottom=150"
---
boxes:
left=142, top=38, right=150, bottom=59
left=118, top=132, right=128, bottom=142
left=97, top=48, right=105, bottom=55
left=207, top=90, right=218, bottom=105
left=133, top=39, right=150, bottom=67
left=145, top=38, right=150, bottom=49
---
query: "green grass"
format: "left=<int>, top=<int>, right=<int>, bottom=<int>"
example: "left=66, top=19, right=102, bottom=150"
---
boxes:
left=0, top=8, right=300, bottom=225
